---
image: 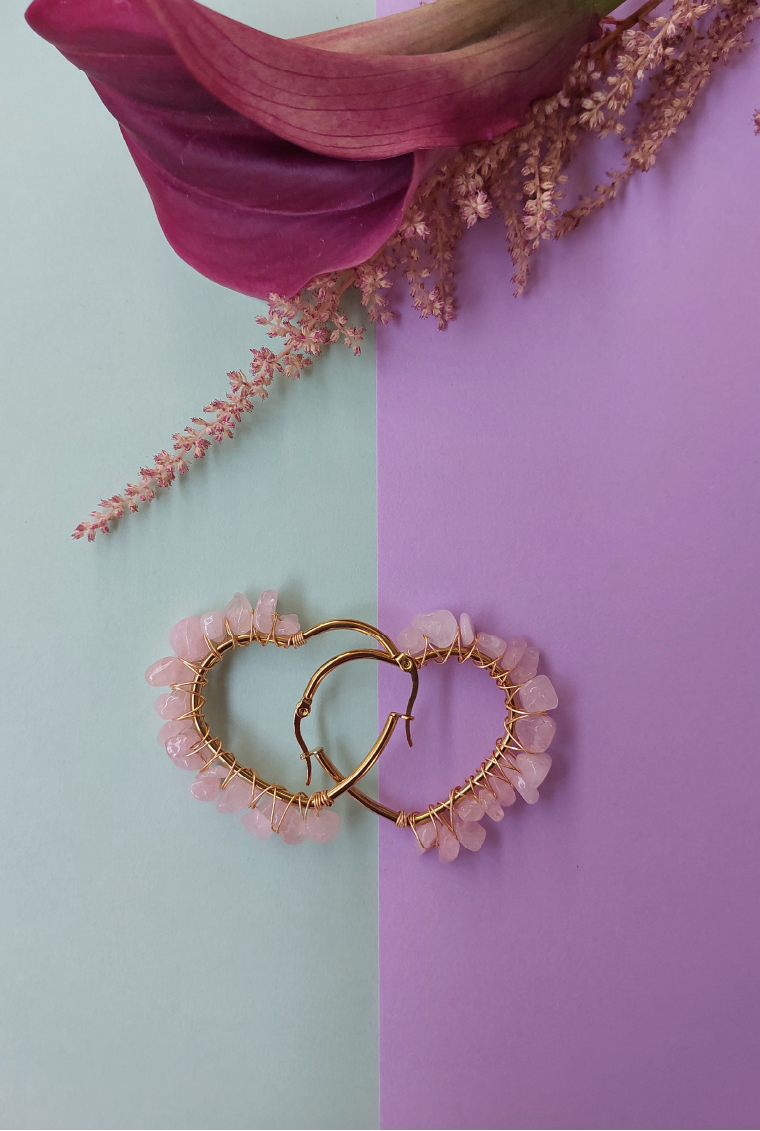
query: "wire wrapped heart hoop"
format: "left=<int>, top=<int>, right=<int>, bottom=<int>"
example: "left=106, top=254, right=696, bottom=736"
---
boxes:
left=307, top=609, right=558, bottom=862
left=146, top=589, right=417, bottom=845
left=147, top=594, right=558, bottom=861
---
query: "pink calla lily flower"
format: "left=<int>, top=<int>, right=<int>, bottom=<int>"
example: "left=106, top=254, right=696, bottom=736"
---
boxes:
left=26, top=0, right=604, bottom=299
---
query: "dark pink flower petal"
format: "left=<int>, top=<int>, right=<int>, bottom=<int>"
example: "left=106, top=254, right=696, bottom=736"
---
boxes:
left=144, top=0, right=599, bottom=159
left=25, top=0, right=444, bottom=297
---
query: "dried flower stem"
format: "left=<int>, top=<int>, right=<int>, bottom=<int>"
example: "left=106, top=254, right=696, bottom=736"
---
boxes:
left=75, top=0, right=757, bottom=540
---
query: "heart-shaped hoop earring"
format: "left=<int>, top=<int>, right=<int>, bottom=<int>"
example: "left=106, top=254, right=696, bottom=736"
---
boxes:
left=305, top=609, right=558, bottom=862
left=146, top=589, right=417, bottom=846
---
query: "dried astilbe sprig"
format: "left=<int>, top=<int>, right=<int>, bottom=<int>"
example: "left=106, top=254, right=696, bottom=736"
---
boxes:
left=74, top=0, right=757, bottom=540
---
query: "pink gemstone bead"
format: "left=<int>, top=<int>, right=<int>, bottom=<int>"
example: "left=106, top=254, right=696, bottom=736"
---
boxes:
left=169, top=616, right=207, bottom=662
left=412, top=818, right=439, bottom=854
left=275, top=613, right=301, bottom=637
left=454, top=816, right=486, bottom=851
left=216, top=775, right=254, bottom=813
left=499, top=637, right=527, bottom=671
left=166, top=730, right=205, bottom=770
left=397, top=625, right=425, bottom=655
left=157, top=718, right=193, bottom=744
left=437, top=824, right=460, bottom=863
left=277, top=806, right=308, bottom=845
left=510, top=646, right=540, bottom=685
left=412, top=610, right=458, bottom=649
left=459, top=613, right=475, bottom=647
left=516, top=751, right=552, bottom=789
left=454, top=794, right=485, bottom=822
left=306, top=809, right=341, bottom=843
left=477, top=788, right=504, bottom=821
left=199, top=610, right=227, bottom=642
left=519, top=674, right=558, bottom=713
left=502, top=764, right=539, bottom=804
left=145, top=656, right=187, bottom=687
left=477, top=633, right=506, bottom=660
left=254, top=590, right=278, bottom=634
left=490, top=775, right=517, bottom=806
left=154, top=689, right=191, bottom=720
left=242, top=807, right=273, bottom=840
left=515, top=714, right=556, bottom=753
left=190, top=768, right=224, bottom=801
left=225, top=592, right=253, bottom=635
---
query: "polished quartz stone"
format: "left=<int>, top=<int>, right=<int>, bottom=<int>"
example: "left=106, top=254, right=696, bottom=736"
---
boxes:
left=157, top=718, right=193, bottom=744
left=225, top=592, right=253, bottom=635
left=413, top=818, right=439, bottom=854
left=502, top=763, right=540, bottom=804
left=499, top=637, right=527, bottom=671
left=477, top=788, right=504, bottom=821
left=169, top=616, right=207, bottom=662
left=518, top=674, right=558, bottom=713
left=254, top=589, right=278, bottom=634
left=241, top=806, right=273, bottom=840
left=154, top=689, right=191, bottom=720
left=165, top=730, right=205, bottom=770
left=411, top=609, right=458, bottom=648
left=515, top=751, right=552, bottom=789
left=515, top=714, right=556, bottom=752
left=396, top=624, right=426, bottom=655
left=437, top=823, right=460, bottom=862
left=476, top=633, right=506, bottom=660
left=216, top=774, right=254, bottom=813
left=454, top=815, right=486, bottom=851
left=459, top=613, right=475, bottom=647
left=275, top=612, right=301, bottom=637
left=306, top=809, right=341, bottom=843
left=454, top=793, right=486, bottom=822
left=145, top=656, right=187, bottom=687
left=490, top=774, right=517, bottom=806
left=199, top=610, right=227, bottom=642
left=509, top=646, right=540, bottom=685
left=190, top=766, right=226, bottom=801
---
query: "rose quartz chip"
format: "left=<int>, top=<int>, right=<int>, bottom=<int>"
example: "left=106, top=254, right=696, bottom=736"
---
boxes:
left=199, top=610, right=227, bottom=642
left=499, top=637, right=527, bottom=671
left=454, top=794, right=485, bottom=822
left=454, top=815, right=486, bottom=851
left=165, top=729, right=205, bottom=770
left=411, top=610, right=458, bottom=649
left=306, top=809, right=341, bottom=843
left=169, top=616, right=207, bottom=661
left=157, top=718, right=193, bottom=744
left=519, top=675, right=558, bottom=713
left=516, top=751, right=552, bottom=789
left=154, top=689, right=191, bottom=720
left=459, top=613, right=475, bottom=647
left=396, top=625, right=425, bottom=655
left=145, top=656, right=187, bottom=687
left=275, top=613, right=301, bottom=637
left=515, top=714, right=556, bottom=753
left=254, top=589, right=278, bottom=634
left=190, top=768, right=224, bottom=801
left=477, top=633, right=506, bottom=660
left=437, top=824, right=460, bottom=863
left=241, top=806, right=273, bottom=840
left=412, top=818, right=438, bottom=854
left=490, top=775, right=517, bottom=806
left=509, top=646, right=540, bottom=685
left=277, top=806, right=308, bottom=845
left=502, top=764, right=539, bottom=804
left=225, top=592, right=253, bottom=635
left=477, top=789, right=504, bottom=821
left=216, top=775, right=254, bottom=813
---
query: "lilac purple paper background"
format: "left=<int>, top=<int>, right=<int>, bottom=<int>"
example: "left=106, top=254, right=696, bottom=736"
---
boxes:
left=376, top=14, right=760, bottom=1129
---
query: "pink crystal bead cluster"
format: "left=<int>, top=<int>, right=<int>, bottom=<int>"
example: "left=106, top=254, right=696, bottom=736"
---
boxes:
left=394, top=609, right=558, bottom=863
left=146, top=589, right=340, bottom=846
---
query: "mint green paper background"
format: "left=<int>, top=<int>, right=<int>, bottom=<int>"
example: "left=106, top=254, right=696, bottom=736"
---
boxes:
left=0, top=3, right=379, bottom=1128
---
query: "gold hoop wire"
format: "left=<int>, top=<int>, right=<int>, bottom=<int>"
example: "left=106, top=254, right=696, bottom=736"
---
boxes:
left=173, top=614, right=418, bottom=816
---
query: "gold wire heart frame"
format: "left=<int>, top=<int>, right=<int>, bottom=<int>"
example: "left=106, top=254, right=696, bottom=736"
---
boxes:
left=174, top=617, right=418, bottom=820
left=305, top=631, right=539, bottom=842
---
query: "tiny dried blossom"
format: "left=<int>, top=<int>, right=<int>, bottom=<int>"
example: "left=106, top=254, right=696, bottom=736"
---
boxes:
left=74, top=0, right=757, bottom=540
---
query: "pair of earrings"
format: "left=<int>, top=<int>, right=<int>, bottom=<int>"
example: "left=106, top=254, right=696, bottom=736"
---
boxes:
left=146, top=589, right=558, bottom=863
